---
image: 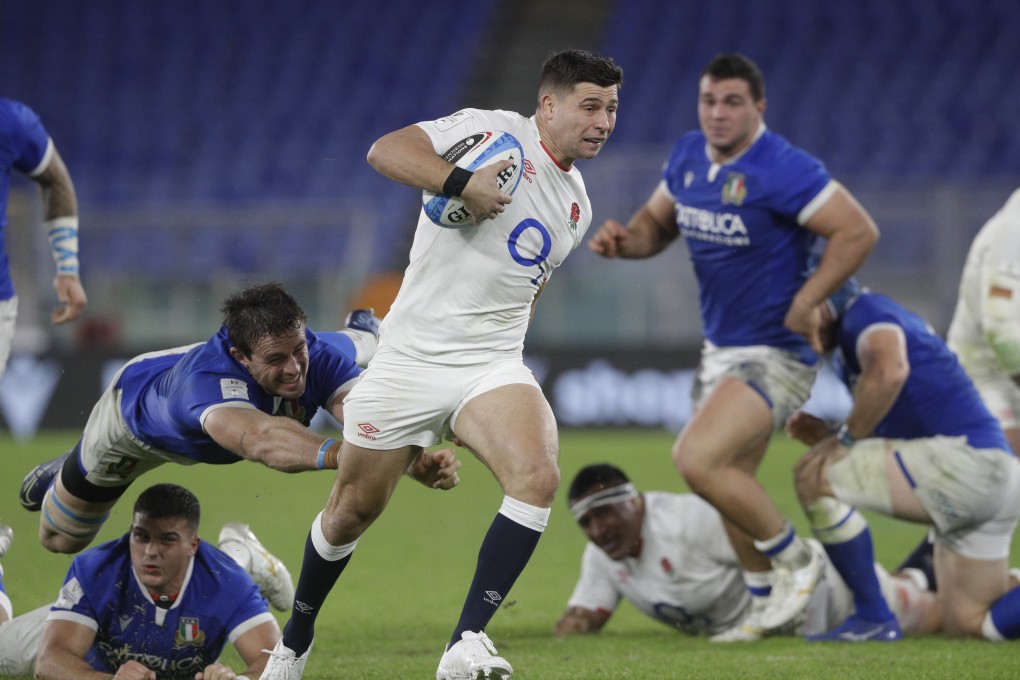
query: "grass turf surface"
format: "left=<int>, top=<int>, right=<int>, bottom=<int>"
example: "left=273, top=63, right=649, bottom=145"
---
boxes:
left=2, top=429, right=1018, bottom=678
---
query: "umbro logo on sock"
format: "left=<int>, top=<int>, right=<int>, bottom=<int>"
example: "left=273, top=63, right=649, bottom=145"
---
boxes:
left=484, top=591, right=502, bottom=606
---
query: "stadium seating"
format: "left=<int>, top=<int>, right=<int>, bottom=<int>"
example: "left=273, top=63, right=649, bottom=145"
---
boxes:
left=1, top=0, right=1017, bottom=289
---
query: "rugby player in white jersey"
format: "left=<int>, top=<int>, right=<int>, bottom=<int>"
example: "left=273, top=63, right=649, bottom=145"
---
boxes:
left=587, top=53, right=880, bottom=638
left=555, top=464, right=937, bottom=641
left=947, top=188, right=1020, bottom=456
left=261, top=49, right=623, bottom=680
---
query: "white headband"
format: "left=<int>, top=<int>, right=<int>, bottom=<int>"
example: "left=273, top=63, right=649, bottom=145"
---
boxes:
left=569, top=483, right=639, bottom=520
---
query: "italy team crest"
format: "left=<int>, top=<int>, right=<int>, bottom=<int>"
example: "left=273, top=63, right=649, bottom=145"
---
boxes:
left=175, top=617, right=206, bottom=646
left=722, top=173, right=747, bottom=206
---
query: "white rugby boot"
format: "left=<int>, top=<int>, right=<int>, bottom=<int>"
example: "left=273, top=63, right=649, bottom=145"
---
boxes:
left=218, top=522, right=295, bottom=611
left=259, top=639, right=310, bottom=679
left=436, top=631, right=513, bottom=679
left=710, top=596, right=767, bottom=642
left=759, top=542, right=824, bottom=631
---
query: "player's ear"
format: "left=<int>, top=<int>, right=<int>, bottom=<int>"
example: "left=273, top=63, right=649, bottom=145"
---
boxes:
left=228, top=346, right=247, bottom=365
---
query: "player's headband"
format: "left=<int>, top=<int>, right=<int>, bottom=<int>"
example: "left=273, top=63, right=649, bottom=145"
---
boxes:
left=569, top=483, right=639, bottom=520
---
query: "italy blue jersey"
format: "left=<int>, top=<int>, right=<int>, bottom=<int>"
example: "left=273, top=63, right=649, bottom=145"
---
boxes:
left=661, top=126, right=834, bottom=365
left=835, top=292, right=1010, bottom=451
left=46, top=536, right=274, bottom=679
left=0, top=98, right=52, bottom=300
left=117, top=327, right=360, bottom=463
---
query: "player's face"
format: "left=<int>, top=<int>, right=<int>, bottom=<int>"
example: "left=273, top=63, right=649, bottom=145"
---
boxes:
left=236, top=325, right=309, bottom=399
left=540, top=83, right=619, bottom=166
left=697, top=76, right=764, bottom=160
left=576, top=490, right=644, bottom=561
left=129, top=513, right=200, bottom=596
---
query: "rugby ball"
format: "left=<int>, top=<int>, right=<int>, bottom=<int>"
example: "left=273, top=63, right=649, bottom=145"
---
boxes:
left=423, top=131, right=524, bottom=228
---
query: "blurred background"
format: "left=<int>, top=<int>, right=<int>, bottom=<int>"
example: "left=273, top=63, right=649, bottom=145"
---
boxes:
left=2, top=0, right=1018, bottom=435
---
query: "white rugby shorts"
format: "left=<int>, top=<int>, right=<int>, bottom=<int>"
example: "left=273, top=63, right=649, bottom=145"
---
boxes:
left=78, top=363, right=198, bottom=487
left=691, top=342, right=819, bottom=431
left=828, top=436, right=1020, bottom=560
left=342, top=344, right=541, bottom=450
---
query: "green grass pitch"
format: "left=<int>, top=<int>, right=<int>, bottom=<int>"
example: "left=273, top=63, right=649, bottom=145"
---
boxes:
left=2, top=429, right=1018, bottom=678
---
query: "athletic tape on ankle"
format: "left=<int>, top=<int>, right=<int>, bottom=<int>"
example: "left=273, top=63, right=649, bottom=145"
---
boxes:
left=806, top=497, right=868, bottom=543
left=569, top=483, right=638, bottom=520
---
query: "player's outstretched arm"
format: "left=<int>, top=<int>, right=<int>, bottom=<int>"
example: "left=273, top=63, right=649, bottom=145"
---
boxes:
left=204, top=407, right=340, bottom=473
left=406, top=447, right=462, bottom=490
left=35, top=619, right=146, bottom=680
left=554, top=606, right=611, bottom=636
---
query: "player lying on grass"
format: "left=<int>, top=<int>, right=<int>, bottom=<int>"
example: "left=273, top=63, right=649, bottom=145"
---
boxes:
left=0, top=484, right=289, bottom=678
left=787, top=281, right=1020, bottom=641
left=19, top=282, right=461, bottom=556
left=555, top=463, right=939, bottom=641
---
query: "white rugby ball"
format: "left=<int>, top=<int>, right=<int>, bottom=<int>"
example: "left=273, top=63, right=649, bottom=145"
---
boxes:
left=423, top=131, right=524, bottom=228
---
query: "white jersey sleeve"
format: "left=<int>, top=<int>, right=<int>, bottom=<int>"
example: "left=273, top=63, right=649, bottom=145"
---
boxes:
left=948, top=188, right=1020, bottom=376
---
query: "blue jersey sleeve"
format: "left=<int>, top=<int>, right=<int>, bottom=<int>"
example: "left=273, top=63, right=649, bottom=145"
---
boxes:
left=757, top=140, right=832, bottom=223
left=0, top=98, right=50, bottom=175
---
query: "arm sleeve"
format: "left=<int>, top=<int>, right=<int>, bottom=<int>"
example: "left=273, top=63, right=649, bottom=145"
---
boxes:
left=565, top=545, right=622, bottom=614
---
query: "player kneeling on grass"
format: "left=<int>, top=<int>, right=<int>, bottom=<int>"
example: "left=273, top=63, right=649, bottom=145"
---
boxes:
left=787, top=281, right=1020, bottom=641
left=0, top=483, right=291, bottom=678
left=555, top=464, right=939, bottom=642
left=19, top=282, right=461, bottom=556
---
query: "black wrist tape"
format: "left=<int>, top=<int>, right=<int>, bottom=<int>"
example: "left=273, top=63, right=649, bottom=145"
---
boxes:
left=442, top=167, right=473, bottom=197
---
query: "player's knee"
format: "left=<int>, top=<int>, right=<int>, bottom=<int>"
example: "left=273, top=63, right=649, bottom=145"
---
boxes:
left=38, top=489, right=107, bottom=554
left=673, top=440, right=713, bottom=491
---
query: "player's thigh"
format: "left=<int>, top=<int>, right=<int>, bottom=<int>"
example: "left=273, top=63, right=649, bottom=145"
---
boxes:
left=677, top=376, right=773, bottom=471
left=453, top=370, right=558, bottom=503
left=681, top=343, right=816, bottom=468
left=935, top=546, right=1009, bottom=636
left=324, top=440, right=417, bottom=530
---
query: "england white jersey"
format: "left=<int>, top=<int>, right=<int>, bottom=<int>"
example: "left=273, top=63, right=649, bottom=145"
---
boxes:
left=380, top=108, right=591, bottom=364
left=947, top=188, right=1020, bottom=378
left=566, top=492, right=748, bottom=635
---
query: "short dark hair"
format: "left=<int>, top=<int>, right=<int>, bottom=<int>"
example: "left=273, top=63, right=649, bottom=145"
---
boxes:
left=701, top=53, right=765, bottom=102
left=133, top=483, right=201, bottom=532
left=567, top=463, right=631, bottom=503
left=539, top=49, right=623, bottom=96
left=221, top=282, right=307, bottom=357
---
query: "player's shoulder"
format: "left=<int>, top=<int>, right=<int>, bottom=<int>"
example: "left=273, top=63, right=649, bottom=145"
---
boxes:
left=196, top=540, right=259, bottom=590
left=0, top=98, right=41, bottom=137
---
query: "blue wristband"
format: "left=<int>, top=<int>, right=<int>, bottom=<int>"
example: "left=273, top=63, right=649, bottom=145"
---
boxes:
left=836, top=424, right=857, bottom=448
left=316, top=438, right=336, bottom=469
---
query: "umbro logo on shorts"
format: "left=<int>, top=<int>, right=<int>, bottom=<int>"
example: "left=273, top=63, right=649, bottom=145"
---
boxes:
left=356, top=422, right=380, bottom=440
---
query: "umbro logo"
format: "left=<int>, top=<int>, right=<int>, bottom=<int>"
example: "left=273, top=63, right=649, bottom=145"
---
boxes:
left=294, top=600, right=315, bottom=614
left=483, top=590, right=502, bottom=606
left=357, top=422, right=380, bottom=441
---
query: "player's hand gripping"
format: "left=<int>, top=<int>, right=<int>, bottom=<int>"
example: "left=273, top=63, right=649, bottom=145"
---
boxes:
left=406, top=447, right=462, bottom=490
left=52, top=273, right=87, bottom=324
left=587, top=219, right=629, bottom=258
left=196, top=661, right=244, bottom=679
left=460, top=160, right=514, bottom=224
left=785, top=411, right=834, bottom=446
left=113, top=659, right=158, bottom=680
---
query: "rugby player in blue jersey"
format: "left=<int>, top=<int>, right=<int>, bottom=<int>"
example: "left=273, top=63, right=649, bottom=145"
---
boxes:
left=787, top=284, right=1020, bottom=641
left=587, top=53, right=880, bottom=638
left=20, top=282, right=460, bottom=560
left=0, top=484, right=285, bottom=678
left=0, top=97, right=87, bottom=382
